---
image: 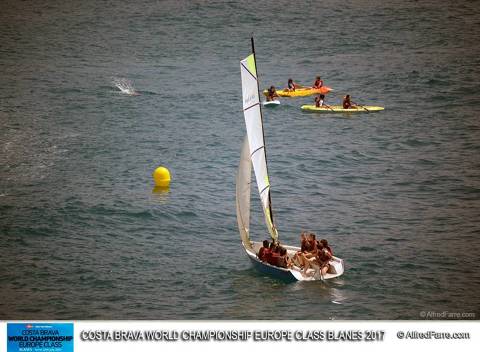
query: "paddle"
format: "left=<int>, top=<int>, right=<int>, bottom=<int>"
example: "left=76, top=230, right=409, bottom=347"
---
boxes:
left=322, top=103, right=335, bottom=112
left=352, top=101, right=370, bottom=113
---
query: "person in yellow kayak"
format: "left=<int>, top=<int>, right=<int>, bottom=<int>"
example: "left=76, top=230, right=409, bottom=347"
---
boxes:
left=315, top=94, right=325, bottom=107
left=312, top=76, right=323, bottom=89
left=266, top=86, right=279, bottom=101
left=343, top=94, right=356, bottom=109
left=287, top=78, right=297, bottom=91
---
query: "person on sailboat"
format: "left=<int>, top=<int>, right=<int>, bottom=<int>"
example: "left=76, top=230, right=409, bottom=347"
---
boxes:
left=266, top=86, right=279, bottom=101
left=308, top=233, right=318, bottom=252
left=320, top=239, right=333, bottom=256
left=293, top=233, right=315, bottom=269
left=316, top=243, right=333, bottom=276
left=267, top=244, right=281, bottom=266
left=258, top=240, right=270, bottom=261
left=315, top=94, right=326, bottom=107
left=313, top=76, right=323, bottom=89
left=278, top=247, right=293, bottom=268
left=262, top=242, right=275, bottom=263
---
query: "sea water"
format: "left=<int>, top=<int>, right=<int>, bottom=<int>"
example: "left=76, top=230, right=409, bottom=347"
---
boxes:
left=1, top=0, right=479, bottom=319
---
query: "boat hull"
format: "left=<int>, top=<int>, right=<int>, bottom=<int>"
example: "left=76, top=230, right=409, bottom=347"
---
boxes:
left=262, top=100, right=281, bottom=107
left=301, top=105, right=384, bottom=113
left=263, top=86, right=332, bottom=98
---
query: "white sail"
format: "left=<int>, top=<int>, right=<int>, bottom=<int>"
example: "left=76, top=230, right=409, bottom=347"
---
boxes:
left=236, top=137, right=253, bottom=250
left=240, top=53, right=278, bottom=242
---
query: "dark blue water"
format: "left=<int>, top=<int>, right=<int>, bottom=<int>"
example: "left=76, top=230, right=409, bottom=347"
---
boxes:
left=1, top=0, right=479, bottom=319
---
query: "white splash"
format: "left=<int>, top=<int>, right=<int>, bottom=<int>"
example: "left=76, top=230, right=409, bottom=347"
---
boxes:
left=113, top=78, right=139, bottom=95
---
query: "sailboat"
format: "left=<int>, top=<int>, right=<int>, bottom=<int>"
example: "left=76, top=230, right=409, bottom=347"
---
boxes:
left=236, top=39, right=345, bottom=281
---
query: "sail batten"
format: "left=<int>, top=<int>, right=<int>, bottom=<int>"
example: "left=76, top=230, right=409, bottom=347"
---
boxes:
left=240, top=50, right=278, bottom=242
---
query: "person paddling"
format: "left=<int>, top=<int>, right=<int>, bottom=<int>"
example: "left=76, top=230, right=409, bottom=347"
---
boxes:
left=343, top=94, right=356, bottom=109
left=315, top=94, right=326, bottom=107
left=313, top=76, right=323, bottom=89
left=287, top=78, right=297, bottom=91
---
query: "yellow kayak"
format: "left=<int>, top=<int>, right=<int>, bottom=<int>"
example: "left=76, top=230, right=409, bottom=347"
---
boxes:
left=301, top=105, right=384, bottom=113
left=263, top=86, right=332, bottom=98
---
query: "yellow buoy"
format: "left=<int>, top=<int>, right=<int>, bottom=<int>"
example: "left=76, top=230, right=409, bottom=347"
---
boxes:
left=152, top=166, right=171, bottom=187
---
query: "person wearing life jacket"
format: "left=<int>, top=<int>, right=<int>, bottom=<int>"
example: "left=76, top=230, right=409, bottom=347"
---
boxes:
left=268, top=244, right=281, bottom=266
left=258, top=240, right=270, bottom=261
left=266, top=85, right=279, bottom=101
left=313, top=76, right=323, bottom=89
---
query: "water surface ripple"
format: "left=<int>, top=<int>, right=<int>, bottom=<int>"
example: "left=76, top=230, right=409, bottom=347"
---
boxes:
left=1, top=0, right=479, bottom=319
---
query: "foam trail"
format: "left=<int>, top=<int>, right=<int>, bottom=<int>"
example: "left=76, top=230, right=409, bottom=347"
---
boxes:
left=113, top=78, right=139, bottom=95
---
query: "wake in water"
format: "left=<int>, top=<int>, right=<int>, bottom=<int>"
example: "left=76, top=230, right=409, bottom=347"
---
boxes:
left=113, top=77, right=139, bottom=95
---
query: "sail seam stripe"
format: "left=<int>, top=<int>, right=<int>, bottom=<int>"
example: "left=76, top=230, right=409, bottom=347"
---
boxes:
left=259, top=185, right=269, bottom=195
left=244, top=102, right=259, bottom=112
left=241, top=62, right=257, bottom=80
left=250, top=146, right=264, bottom=157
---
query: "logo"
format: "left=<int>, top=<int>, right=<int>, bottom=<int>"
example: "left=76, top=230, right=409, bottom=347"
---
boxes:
left=7, top=323, right=74, bottom=352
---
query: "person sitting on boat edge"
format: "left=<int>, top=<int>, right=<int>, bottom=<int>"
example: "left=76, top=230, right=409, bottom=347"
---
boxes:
left=293, top=232, right=317, bottom=271
left=266, top=86, right=279, bottom=101
left=292, top=232, right=307, bottom=265
left=313, top=76, right=323, bottom=89
left=315, top=94, right=326, bottom=108
left=343, top=94, right=356, bottom=109
left=316, top=242, right=333, bottom=277
left=258, top=240, right=270, bottom=261
left=320, top=239, right=333, bottom=256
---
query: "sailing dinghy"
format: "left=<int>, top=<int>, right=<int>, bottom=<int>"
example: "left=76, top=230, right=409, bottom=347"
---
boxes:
left=237, top=39, right=345, bottom=282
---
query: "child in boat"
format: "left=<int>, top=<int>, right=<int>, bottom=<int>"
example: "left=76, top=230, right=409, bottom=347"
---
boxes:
left=343, top=94, right=355, bottom=109
left=293, top=233, right=318, bottom=271
left=267, top=244, right=281, bottom=266
left=320, top=239, right=333, bottom=256
left=316, top=243, right=333, bottom=277
left=292, top=232, right=308, bottom=266
left=287, top=78, right=296, bottom=91
left=313, top=76, right=323, bottom=89
left=278, top=247, right=293, bottom=268
left=266, top=86, right=278, bottom=101
left=258, top=240, right=270, bottom=261
left=315, top=94, right=325, bottom=107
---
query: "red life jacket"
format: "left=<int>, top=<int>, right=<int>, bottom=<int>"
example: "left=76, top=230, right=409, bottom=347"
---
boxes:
left=268, top=252, right=280, bottom=266
left=264, top=249, right=273, bottom=263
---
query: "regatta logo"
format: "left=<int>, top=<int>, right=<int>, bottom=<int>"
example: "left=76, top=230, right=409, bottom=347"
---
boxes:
left=7, top=323, right=74, bottom=352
